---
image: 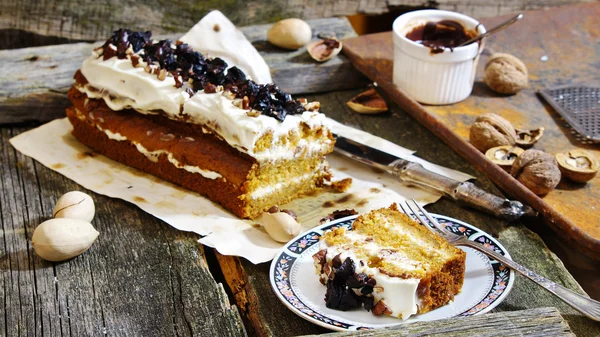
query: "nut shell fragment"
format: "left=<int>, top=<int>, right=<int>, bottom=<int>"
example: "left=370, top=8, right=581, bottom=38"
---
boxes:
left=511, top=149, right=561, bottom=195
left=346, top=89, right=388, bottom=114
left=555, top=150, right=598, bottom=183
left=307, top=38, right=342, bottom=62
left=515, top=128, right=544, bottom=148
left=485, top=145, right=525, bottom=172
left=469, top=113, right=517, bottom=152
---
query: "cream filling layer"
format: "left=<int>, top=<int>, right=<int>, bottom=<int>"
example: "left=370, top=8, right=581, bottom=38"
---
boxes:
left=319, top=229, right=421, bottom=320
left=248, top=162, right=327, bottom=200
left=79, top=53, right=333, bottom=161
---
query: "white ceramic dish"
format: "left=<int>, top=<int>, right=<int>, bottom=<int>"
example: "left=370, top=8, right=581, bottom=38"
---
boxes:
left=392, top=10, right=486, bottom=105
left=270, top=213, right=514, bottom=331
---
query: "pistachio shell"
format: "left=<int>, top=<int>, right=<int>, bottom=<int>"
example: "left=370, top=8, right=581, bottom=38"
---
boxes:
left=53, top=191, right=95, bottom=222
left=259, top=212, right=301, bottom=243
left=307, top=38, right=342, bottom=62
left=32, top=218, right=99, bottom=262
left=346, top=88, right=388, bottom=114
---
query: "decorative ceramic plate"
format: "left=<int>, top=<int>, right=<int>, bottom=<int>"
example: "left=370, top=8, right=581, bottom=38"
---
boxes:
left=269, top=213, right=515, bottom=331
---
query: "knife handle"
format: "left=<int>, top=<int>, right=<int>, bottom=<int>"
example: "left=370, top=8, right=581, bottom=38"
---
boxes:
left=390, top=160, right=535, bottom=221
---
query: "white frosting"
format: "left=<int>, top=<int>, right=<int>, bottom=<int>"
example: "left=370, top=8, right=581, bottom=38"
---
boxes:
left=81, top=55, right=189, bottom=116
left=79, top=52, right=333, bottom=162
left=319, top=228, right=422, bottom=320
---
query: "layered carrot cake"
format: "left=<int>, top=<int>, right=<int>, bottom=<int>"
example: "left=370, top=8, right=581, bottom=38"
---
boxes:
left=313, top=204, right=466, bottom=319
left=66, top=29, right=334, bottom=219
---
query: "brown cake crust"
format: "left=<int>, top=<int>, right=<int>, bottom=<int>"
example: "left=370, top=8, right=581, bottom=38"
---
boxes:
left=66, top=108, right=251, bottom=218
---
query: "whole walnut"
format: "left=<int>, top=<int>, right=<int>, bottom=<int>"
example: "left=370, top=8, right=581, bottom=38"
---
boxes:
left=511, top=149, right=561, bottom=195
left=483, top=53, right=528, bottom=94
left=469, top=113, right=517, bottom=153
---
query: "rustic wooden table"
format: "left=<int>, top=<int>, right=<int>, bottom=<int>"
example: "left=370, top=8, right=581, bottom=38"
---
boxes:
left=1, top=7, right=599, bottom=337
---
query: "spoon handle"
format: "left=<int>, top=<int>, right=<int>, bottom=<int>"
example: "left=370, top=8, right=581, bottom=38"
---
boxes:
left=459, top=13, right=523, bottom=47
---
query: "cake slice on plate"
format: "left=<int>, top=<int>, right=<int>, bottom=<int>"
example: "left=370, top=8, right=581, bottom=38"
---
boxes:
left=313, top=204, right=466, bottom=319
left=66, top=29, right=334, bottom=219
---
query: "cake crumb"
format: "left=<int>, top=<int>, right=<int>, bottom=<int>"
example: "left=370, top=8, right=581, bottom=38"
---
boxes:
left=320, top=209, right=358, bottom=223
left=330, top=178, right=352, bottom=192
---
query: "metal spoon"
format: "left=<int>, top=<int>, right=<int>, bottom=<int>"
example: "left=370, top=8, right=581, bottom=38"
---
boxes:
left=458, top=13, right=523, bottom=47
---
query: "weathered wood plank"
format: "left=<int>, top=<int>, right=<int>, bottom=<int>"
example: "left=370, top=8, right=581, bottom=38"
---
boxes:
left=216, top=88, right=600, bottom=337
left=300, top=307, right=574, bottom=336
left=1, top=127, right=246, bottom=336
left=0, top=0, right=593, bottom=42
left=0, top=17, right=365, bottom=125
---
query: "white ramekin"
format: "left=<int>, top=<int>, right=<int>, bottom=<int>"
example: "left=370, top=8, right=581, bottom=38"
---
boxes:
left=392, top=10, right=486, bottom=105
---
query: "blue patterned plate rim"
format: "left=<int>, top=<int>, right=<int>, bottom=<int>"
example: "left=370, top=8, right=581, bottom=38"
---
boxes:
left=269, top=213, right=515, bottom=331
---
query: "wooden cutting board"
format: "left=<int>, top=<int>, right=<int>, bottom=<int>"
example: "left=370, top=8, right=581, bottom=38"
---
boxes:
left=342, top=2, right=600, bottom=260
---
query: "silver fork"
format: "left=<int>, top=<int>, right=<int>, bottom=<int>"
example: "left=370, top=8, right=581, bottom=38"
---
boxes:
left=400, top=199, right=600, bottom=322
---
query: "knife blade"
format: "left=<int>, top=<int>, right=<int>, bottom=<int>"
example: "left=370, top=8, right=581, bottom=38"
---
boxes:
left=334, top=135, right=537, bottom=221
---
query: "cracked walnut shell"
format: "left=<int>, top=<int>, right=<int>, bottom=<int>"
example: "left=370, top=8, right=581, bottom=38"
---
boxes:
left=511, top=149, right=561, bottom=195
left=555, top=150, right=598, bottom=183
left=469, top=113, right=517, bottom=153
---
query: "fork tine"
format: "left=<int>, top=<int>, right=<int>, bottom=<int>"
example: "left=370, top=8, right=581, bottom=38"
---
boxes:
left=410, top=199, right=445, bottom=231
left=404, top=200, right=431, bottom=229
left=400, top=201, right=443, bottom=238
left=397, top=201, right=414, bottom=218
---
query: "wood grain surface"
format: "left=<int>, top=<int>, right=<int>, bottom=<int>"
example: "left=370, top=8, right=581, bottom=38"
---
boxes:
left=341, top=3, right=600, bottom=261
left=0, top=17, right=365, bottom=124
left=1, top=128, right=246, bottom=336
left=216, top=88, right=600, bottom=337
left=300, top=307, right=574, bottom=336
left=0, top=0, right=593, bottom=42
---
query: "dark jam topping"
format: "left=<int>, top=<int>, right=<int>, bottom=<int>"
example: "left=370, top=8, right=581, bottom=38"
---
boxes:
left=98, top=29, right=306, bottom=122
left=323, top=257, right=377, bottom=312
left=405, top=20, right=477, bottom=54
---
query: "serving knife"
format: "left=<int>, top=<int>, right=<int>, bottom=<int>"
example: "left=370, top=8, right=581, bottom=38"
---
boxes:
left=334, top=136, right=537, bottom=221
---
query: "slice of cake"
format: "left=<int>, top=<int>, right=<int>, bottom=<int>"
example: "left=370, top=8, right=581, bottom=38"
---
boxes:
left=65, top=29, right=334, bottom=219
left=313, top=204, right=466, bottom=319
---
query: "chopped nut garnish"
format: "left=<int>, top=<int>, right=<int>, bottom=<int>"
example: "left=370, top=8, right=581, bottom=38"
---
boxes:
left=247, top=110, right=261, bottom=117
left=320, top=209, right=358, bottom=223
left=305, top=101, right=320, bottom=111
left=157, top=68, right=167, bottom=81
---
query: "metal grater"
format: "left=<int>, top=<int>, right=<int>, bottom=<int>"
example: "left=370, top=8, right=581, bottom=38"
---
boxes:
left=538, top=86, right=600, bottom=143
